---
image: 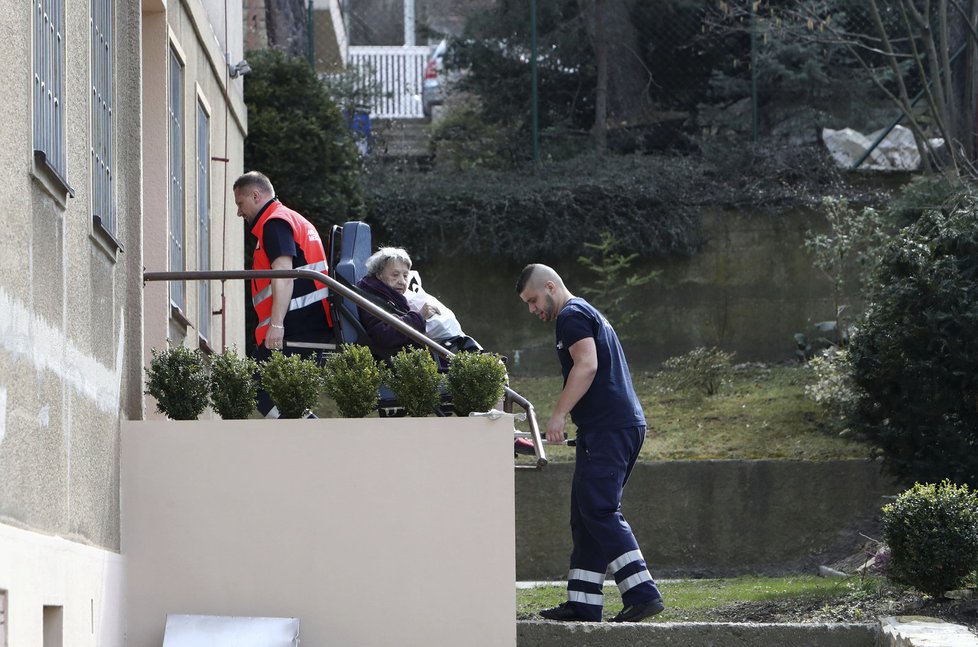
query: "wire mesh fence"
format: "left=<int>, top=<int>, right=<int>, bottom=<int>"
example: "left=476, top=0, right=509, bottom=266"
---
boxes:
left=310, top=0, right=977, bottom=167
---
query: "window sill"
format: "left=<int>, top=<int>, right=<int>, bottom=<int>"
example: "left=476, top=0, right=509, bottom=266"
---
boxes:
left=91, top=215, right=124, bottom=261
left=31, top=150, right=75, bottom=206
left=198, top=336, right=215, bottom=355
left=170, top=304, right=193, bottom=329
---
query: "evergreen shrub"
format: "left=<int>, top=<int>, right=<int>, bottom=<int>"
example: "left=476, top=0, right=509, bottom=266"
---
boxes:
left=363, top=155, right=703, bottom=263
left=260, top=352, right=323, bottom=419
left=849, top=197, right=978, bottom=485
left=386, top=348, right=442, bottom=417
left=322, top=344, right=383, bottom=418
left=882, top=481, right=978, bottom=597
left=209, top=348, right=258, bottom=420
left=145, top=346, right=210, bottom=420
left=243, top=48, right=364, bottom=237
left=446, top=352, right=507, bottom=416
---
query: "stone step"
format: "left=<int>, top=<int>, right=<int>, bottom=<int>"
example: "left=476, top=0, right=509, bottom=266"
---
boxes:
left=881, top=616, right=978, bottom=647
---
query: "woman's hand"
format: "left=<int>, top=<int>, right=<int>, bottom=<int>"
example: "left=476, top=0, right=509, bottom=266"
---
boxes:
left=420, top=302, right=441, bottom=319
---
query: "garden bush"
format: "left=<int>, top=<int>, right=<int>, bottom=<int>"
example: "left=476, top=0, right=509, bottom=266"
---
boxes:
left=322, top=344, right=383, bottom=418
left=259, top=352, right=323, bottom=419
left=145, top=346, right=210, bottom=420
left=386, top=348, right=443, bottom=417
left=805, top=348, right=860, bottom=422
left=658, top=347, right=735, bottom=397
left=849, top=195, right=978, bottom=485
left=209, top=348, right=258, bottom=420
left=446, top=352, right=507, bottom=416
left=882, top=481, right=978, bottom=597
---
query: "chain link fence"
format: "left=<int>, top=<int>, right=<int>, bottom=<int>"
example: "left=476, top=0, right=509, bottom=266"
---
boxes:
left=602, top=0, right=968, bottom=157
left=308, top=0, right=976, bottom=166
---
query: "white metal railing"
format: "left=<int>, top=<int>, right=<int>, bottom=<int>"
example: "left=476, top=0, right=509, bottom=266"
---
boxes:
left=348, top=46, right=427, bottom=119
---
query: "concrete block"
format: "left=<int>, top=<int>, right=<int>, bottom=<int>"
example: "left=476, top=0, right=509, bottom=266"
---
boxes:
left=517, top=621, right=879, bottom=647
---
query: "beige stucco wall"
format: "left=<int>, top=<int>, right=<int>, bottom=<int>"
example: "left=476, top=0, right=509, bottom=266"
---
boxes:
left=0, top=0, right=143, bottom=549
left=0, top=522, right=125, bottom=647
left=0, top=0, right=246, bottom=642
left=122, top=417, right=517, bottom=647
left=142, top=0, right=247, bottom=417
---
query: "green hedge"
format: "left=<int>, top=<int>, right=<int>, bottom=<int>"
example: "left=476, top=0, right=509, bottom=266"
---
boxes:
left=363, top=148, right=843, bottom=263
left=363, top=156, right=703, bottom=262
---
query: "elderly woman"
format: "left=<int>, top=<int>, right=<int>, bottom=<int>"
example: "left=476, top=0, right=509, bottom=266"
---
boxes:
left=357, top=247, right=536, bottom=454
left=356, top=247, right=441, bottom=359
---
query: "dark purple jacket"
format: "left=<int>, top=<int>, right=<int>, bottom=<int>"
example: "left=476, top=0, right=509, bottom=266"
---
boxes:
left=357, top=275, right=425, bottom=353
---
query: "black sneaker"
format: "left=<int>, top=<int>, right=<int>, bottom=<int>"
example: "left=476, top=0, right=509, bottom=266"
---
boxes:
left=539, top=602, right=596, bottom=622
left=610, top=597, right=665, bottom=623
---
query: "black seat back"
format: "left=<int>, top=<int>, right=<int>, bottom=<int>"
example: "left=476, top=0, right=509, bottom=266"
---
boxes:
left=328, top=221, right=373, bottom=344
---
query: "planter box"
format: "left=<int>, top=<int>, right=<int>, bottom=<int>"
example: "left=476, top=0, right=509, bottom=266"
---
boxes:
left=122, top=417, right=516, bottom=647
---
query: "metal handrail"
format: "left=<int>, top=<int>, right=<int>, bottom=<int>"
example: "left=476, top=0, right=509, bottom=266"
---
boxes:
left=143, top=268, right=547, bottom=468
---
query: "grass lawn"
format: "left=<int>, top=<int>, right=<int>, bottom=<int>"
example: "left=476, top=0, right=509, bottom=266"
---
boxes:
left=517, top=575, right=929, bottom=624
left=509, top=364, right=870, bottom=463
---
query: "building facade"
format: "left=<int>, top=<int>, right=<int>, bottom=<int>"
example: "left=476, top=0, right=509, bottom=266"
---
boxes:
left=0, top=0, right=247, bottom=643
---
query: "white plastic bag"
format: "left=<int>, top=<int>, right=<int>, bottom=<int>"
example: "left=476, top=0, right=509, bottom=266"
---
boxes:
left=406, top=285, right=463, bottom=340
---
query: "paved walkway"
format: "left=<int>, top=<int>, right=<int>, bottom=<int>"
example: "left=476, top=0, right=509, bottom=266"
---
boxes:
left=881, top=616, right=978, bottom=646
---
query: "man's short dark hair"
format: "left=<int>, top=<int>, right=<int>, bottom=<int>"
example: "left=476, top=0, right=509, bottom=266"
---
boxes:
left=233, top=170, right=274, bottom=195
left=516, top=264, right=539, bottom=295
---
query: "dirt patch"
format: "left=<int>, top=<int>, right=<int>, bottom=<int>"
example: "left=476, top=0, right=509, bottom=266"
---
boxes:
left=701, top=589, right=978, bottom=631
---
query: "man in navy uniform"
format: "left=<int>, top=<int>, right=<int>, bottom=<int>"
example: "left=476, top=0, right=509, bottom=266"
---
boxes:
left=516, top=263, right=664, bottom=623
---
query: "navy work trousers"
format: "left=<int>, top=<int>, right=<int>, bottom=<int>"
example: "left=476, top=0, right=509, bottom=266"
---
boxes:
left=565, top=425, right=661, bottom=620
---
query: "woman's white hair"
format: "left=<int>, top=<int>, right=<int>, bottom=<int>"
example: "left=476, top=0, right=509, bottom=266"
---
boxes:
left=365, top=247, right=413, bottom=277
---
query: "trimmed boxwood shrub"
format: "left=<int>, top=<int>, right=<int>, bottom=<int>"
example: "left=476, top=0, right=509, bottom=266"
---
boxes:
left=882, top=481, right=978, bottom=597
left=446, top=351, right=507, bottom=416
left=209, top=348, right=258, bottom=420
left=849, top=195, right=978, bottom=486
left=145, top=346, right=211, bottom=420
left=322, top=344, right=383, bottom=418
left=260, top=352, right=323, bottom=419
left=386, top=347, right=443, bottom=417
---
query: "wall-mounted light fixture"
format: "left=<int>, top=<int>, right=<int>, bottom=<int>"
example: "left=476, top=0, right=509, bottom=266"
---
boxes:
left=228, top=59, right=252, bottom=78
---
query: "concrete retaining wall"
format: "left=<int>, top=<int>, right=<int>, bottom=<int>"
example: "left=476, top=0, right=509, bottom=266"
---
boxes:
left=517, top=621, right=879, bottom=647
left=516, top=459, right=896, bottom=579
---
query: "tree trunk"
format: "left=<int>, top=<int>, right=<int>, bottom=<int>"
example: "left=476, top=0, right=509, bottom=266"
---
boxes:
left=598, top=0, right=650, bottom=125
left=579, top=0, right=650, bottom=150
left=266, top=0, right=309, bottom=59
left=949, top=0, right=977, bottom=161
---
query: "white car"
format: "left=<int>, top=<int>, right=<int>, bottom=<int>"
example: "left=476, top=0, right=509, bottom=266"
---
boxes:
left=422, top=39, right=447, bottom=119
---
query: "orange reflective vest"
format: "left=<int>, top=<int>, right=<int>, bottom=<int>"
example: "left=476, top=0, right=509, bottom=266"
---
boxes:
left=250, top=200, right=332, bottom=345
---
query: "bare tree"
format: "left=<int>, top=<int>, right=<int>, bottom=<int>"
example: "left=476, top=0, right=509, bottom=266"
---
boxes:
left=712, top=0, right=978, bottom=173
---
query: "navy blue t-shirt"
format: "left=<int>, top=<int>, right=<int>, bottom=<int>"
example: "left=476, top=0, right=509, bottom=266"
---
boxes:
left=555, top=298, right=645, bottom=431
left=260, top=217, right=329, bottom=340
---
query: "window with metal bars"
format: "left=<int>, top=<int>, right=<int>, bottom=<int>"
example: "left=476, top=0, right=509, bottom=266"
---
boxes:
left=196, top=100, right=211, bottom=345
left=91, top=0, right=114, bottom=234
left=168, top=46, right=185, bottom=314
left=33, top=0, right=67, bottom=185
